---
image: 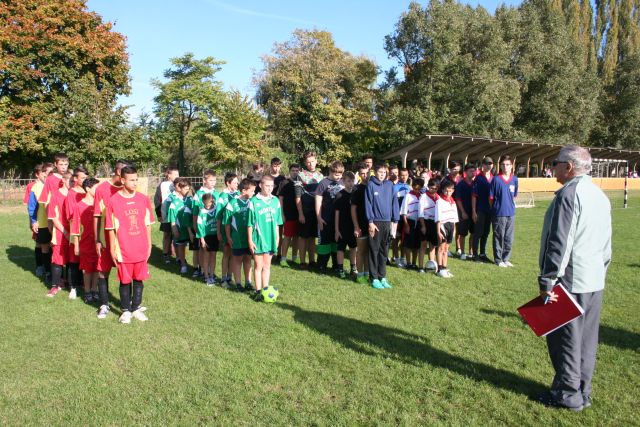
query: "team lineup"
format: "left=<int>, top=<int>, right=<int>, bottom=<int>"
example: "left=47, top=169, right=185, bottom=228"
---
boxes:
left=26, top=150, right=518, bottom=322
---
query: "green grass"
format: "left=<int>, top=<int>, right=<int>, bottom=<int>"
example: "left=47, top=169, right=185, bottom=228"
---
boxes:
left=0, top=199, right=638, bottom=426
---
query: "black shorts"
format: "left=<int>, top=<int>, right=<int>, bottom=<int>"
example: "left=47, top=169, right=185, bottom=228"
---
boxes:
left=203, top=235, right=219, bottom=252
left=232, top=247, right=251, bottom=257
left=336, top=229, right=356, bottom=251
left=160, top=222, right=172, bottom=233
left=155, top=206, right=162, bottom=222
left=36, top=227, right=52, bottom=244
left=439, top=222, right=455, bottom=245
left=318, top=221, right=335, bottom=246
left=422, top=219, right=439, bottom=247
left=457, top=219, right=474, bottom=236
left=299, top=213, right=318, bottom=239
left=402, top=219, right=422, bottom=250
left=189, top=230, right=200, bottom=251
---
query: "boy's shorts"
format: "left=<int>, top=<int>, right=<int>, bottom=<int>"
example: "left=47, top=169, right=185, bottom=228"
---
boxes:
left=439, top=222, right=455, bottom=245
left=402, top=219, right=422, bottom=250
left=188, top=230, right=200, bottom=251
left=160, top=222, right=171, bottom=232
left=173, top=239, right=189, bottom=246
left=298, top=213, right=318, bottom=239
left=36, top=228, right=52, bottom=244
left=318, top=221, right=335, bottom=246
left=457, top=219, right=474, bottom=237
left=337, top=235, right=357, bottom=251
left=283, top=220, right=299, bottom=238
left=232, top=247, right=251, bottom=257
left=203, top=235, right=219, bottom=252
left=51, top=242, right=69, bottom=266
left=254, top=250, right=275, bottom=256
left=422, top=219, right=439, bottom=246
left=116, top=261, right=150, bottom=284
left=97, top=246, right=115, bottom=272
left=80, top=256, right=99, bottom=274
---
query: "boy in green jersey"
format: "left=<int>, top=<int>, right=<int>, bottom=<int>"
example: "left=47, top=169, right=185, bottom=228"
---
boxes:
left=223, top=178, right=255, bottom=292
left=192, top=169, right=219, bottom=281
left=248, top=175, right=283, bottom=301
left=196, top=193, right=219, bottom=286
left=216, top=172, right=239, bottom=286
left=167, top=178, right=192, bottom=274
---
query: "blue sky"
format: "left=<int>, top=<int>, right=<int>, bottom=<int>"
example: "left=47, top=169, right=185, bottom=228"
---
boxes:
left=87, top=0, right=520, bottom=119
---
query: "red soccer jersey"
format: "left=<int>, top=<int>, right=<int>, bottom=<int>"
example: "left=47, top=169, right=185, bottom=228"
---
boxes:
left=64, top=188, right=85, bottom=230
left=71, top=199, right=98, bottom=261
left=47, top=189, right=69, bottom=246
left=93, top=180, right=122, bottom=245
left=38, top=174, right=63, bottom=205
left=104, top=191, right=155, bottom=264
left=23, top=181, right=35, bottom=205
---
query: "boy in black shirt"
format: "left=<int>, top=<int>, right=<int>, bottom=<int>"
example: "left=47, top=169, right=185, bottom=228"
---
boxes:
left=350, top=164, right=370, bottom=284
left=314, top=160, right=345, bottom=273
left=334, top=171, right=357, bottom=279
left=277, top=163, right=300, bottom=267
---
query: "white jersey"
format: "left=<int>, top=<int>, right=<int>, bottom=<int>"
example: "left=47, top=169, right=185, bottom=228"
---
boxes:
left=419, top=192, right=439, bottom=221
left=434, top=196, right=459, bottom=225
left=399, top=191, right=421, bottom=221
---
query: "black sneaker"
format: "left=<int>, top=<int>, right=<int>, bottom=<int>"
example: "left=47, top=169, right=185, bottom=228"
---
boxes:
left=83, top=293, right=94, bottom=304
left=253, top=292, right=264, bottom=302
left=235, top=283, right=244, bottom=292
left=244, top=282, right=253, bottom=292
left=536, top=392, right=583, bottom=412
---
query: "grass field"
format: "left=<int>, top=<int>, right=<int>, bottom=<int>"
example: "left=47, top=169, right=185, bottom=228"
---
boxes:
left=0, top=198, right=638, bottom=426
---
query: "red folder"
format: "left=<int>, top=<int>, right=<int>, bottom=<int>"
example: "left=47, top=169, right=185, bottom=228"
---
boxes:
left=517, top=284, right=584, bottom=337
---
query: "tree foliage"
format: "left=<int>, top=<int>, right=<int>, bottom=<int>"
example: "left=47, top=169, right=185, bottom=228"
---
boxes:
left=255, top=30, right=377, bottom=163
left=0, top=0, right=130, bottom=172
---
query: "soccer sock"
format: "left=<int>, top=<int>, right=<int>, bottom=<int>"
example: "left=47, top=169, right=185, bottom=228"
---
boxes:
left=51, top=264, right=63, bottom=287
left=35, top=247, right=42, bottom=267
left=119, top=283, right=132, bottom=312
left=131, top=281, right=143, bottom=312
left=67, top=263, right=80, bottom=289
left=98, top=277, right=109, bottom=306
left=43, top=252, right=51, bottom=275
left=330, top=252, right=338, bottom=269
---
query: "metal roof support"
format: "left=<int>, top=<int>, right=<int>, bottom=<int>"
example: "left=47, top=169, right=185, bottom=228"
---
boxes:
left=428, top=151, right=433, bottom=171
left=402, top=151, right=408, bottom=168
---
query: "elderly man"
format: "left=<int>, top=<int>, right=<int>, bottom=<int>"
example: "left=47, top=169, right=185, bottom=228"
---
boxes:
left=536, top=145, right=612, bottom=411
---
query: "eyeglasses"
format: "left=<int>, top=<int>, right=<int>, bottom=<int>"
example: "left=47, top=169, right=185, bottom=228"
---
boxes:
left=552, top=160, right=568, bottom=167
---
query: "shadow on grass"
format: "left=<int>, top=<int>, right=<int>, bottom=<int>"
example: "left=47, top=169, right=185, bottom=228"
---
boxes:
left=5, top=245, right=47, bottom=287
left=480, top=309, right=639, bottom=352
left=279, top=303, right=546, bottom=398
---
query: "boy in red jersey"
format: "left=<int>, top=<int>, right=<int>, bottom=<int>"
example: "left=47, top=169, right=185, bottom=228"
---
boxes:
left=105, top=166, right=154, bottom=324
left=94, top=160, right=129, bottom=319
left=71, top=178, right=101, bottom=304
left=64, top=166, right=87, bottom=296
left=46, top=171, right=72, bottom=297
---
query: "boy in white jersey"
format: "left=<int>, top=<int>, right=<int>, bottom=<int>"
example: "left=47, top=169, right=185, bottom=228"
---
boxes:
left=434, top=180, right=459, bottom=278
left=418, top=178, right=440, bottom=272
left=400, top=178, right=423, bottom=270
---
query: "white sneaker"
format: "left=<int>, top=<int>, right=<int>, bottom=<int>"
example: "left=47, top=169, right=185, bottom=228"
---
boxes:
left=97, top=304, right=110, bottom=319
left=497, top=262, right=508, bottom=268
left=504, top=261, right=514, bottom=267
left=132, top=309, right=148, bottom=322
left=437, top=269, right=452, bottom=278
left=119, top=311, right=132, bottom=324
left=460, top=254, right=467, bottom=261
left=68, top=288, right=77, bottom=300
left=180, top=265, right=188, bottom=274
left=456, top=249, right=462, bottom=257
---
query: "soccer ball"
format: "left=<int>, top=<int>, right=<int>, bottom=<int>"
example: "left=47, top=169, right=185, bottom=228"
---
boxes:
left=261, top=286, right=279, bottom=303
left=426, top=260, right=438, bottom=270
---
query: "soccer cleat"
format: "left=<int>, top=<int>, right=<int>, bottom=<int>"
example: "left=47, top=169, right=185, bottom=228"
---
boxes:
left=437, top=269, right=452, bottom=278
left=46, top=286, right=61, bottom=298
left=338, top=270, right=346, bottom=279
left=279, top=259, right=290, bottom=268
left=497, top=262, right=508, bottom=268
left=132, top=309, right=148, bottom=322
left=119, top=311, right=132, bottom=324
left=35, top=266, right=44, bottom=278
left=192, top=269, right=201, bottom=278
left=356, top=275, right=368, bottom=285
left=68, top=288, right=77, bottom=300
left=235, top=283, right=244, bottom=292
left=418, top=268, right=426, bottom=273
left=180, top=265, right=188, bottom=274
left=380, top=278, right=393, bottom=289
left=504, top=261, right=514, bottom=267
left=478, top=254, right=491, bottom=263
left=253, top=291, right=264, bottom=302
left=97, top=305, right=110, bottom=319
left=83, top=293, right=94, bottom=304
left=536, top=391, right=583, bottom=412
left=460, top=254, right=467, bottom=261
left=244, top=282, right=253, bottom=292
left=371, top=279, right=385, bottom=289
left=456, top=249, right=462, bottom=257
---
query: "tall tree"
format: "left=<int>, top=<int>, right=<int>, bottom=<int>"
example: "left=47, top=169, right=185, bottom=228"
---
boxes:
left=0, top=0, right=130, bottom=172
left=152, top=54, right=225, bottom=174
left=255, top=30, right=378, bottom=163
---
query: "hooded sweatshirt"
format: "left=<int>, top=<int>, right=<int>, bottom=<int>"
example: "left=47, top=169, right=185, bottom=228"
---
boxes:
left=365, top=176, right=399, bottom=223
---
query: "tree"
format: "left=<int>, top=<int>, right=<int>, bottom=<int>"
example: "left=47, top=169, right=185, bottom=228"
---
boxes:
left=0, top=0, right=130, bottom=172
left=255, top=30, right=378, bottom=163
left=152, top=53, right=225, bottom=174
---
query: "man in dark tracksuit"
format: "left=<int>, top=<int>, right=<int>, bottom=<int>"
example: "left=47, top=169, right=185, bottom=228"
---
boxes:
left=537, top=145, right=612, bottom=412
left=365, top=164, right=399, bottom=290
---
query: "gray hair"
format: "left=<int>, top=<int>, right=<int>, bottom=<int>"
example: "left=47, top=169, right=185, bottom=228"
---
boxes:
left=558, top=145, right=592, bottom=175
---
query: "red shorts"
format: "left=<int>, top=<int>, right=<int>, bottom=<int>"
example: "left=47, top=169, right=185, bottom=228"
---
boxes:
left=116, top=261, right=150, bottom=284
left=97, top=247, right=115, bottom=273
left=283, top=220, right=299, bottom=238
left=68, top=242, right=79, bottom=264
left=80, top=256, right=99, bottom=274
left=51, top=240, right=69, bottom=266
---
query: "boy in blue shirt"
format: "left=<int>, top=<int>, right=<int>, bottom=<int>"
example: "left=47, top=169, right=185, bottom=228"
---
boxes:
left=471, top=157, right=494, bottom=262
left=489, top=155, right=518, bottom=267
left=454, top=164, right=476, bottom=260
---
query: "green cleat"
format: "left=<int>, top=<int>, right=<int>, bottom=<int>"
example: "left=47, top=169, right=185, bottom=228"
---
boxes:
left=279, top=259, right=290, bottom=268
left=338, top=270, right=346, bottom=279
left=371, top=279, right=385, bottom=290
left=380, top=278, right=392, bottom=289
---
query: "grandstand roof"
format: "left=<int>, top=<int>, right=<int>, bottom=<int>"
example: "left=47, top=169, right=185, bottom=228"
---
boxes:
left=382, top=134, right=640, bottom=173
